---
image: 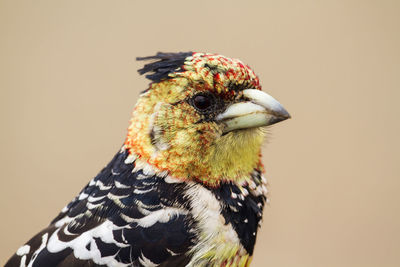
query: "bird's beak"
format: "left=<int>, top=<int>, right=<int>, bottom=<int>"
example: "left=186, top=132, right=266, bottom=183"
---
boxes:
left=216, top=89, right=291, bottom=133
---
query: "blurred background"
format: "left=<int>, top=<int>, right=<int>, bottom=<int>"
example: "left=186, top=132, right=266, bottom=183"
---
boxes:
left=1, top=0, right=399, bottom=266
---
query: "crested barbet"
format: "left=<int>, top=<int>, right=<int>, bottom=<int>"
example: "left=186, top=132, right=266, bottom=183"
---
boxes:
left=6, top=52, right=290, bottom=267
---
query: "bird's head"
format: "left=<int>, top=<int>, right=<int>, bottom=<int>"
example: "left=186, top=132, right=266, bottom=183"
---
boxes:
left=125, top=52, right=290, bottom=186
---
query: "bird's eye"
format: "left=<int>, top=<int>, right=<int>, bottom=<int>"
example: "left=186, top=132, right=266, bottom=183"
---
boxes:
left=192, top=93, right=215, bottom=111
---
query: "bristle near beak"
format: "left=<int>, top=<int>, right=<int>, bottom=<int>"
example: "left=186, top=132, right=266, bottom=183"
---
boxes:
left=216, top=89, right=290, bottom=133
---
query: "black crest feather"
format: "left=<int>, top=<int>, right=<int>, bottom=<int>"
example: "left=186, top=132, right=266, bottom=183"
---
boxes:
left=137, top=52, right=193, bottom=82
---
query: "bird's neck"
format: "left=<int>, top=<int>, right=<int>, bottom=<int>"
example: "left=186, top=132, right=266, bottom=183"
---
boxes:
left=125, top=125, right=265, bottom=187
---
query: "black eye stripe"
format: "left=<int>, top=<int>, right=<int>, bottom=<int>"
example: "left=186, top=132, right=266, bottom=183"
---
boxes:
left=189, top=92, right=228, bottom=122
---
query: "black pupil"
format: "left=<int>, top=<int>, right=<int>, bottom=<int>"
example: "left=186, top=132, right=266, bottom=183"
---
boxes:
left=194, top=95, right=212, bottom=110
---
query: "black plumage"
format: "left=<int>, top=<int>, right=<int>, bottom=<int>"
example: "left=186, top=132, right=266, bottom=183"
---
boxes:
left=137, top=52, right=193, bottom=82
left=5, top=149, right=196, bottom=267
left=209, top=173, right=266, bottom=255
left=6, top=147, right=266, bottom=266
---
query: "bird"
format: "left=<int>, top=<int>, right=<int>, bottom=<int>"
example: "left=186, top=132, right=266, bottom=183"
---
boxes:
left=5, top=52, right=290, bottom=267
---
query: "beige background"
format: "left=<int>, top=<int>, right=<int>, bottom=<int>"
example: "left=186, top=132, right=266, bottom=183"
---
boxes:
left=1, top=0, right=399, bottom=266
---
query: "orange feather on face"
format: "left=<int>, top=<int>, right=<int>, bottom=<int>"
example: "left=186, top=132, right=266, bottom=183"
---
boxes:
left=125, top=52, right=289, bottom=186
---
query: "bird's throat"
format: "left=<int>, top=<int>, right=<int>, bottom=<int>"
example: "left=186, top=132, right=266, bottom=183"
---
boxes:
left=125, top=126, right=265, bottom=186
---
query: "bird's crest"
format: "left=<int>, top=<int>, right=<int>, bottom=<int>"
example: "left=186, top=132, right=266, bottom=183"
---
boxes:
left=137, top=52, right=193, bottom=82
